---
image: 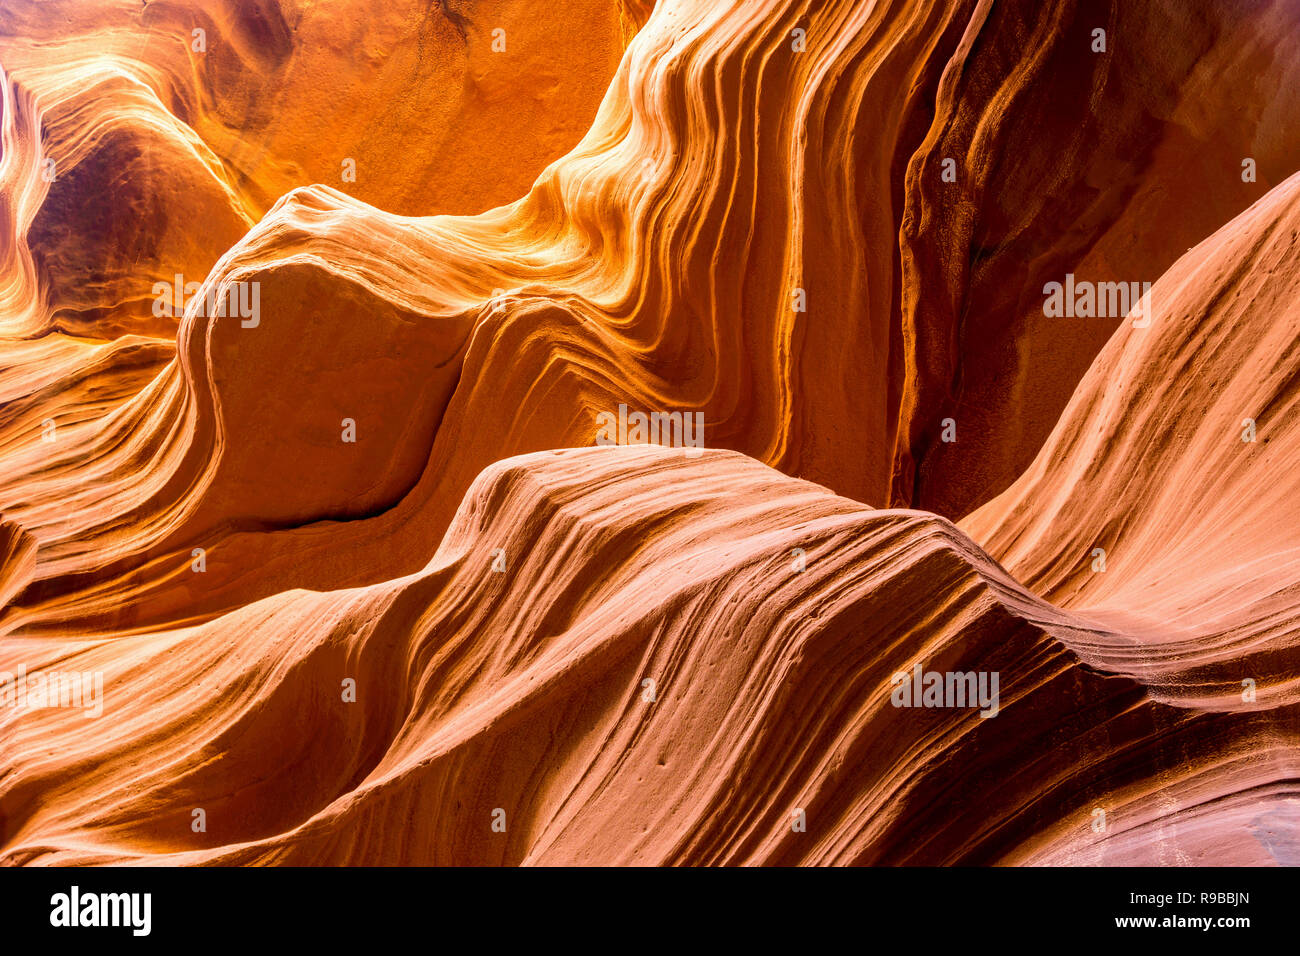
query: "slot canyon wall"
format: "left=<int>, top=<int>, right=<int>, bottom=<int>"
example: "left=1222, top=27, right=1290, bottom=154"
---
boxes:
left=1, top=0, right=1298, bottom=865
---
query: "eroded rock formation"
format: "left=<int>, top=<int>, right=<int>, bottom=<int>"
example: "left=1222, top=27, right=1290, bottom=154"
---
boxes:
left=1, top=0, right=1297, bottom=866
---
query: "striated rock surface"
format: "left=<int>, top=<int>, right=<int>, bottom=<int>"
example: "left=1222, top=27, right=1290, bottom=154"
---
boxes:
left=0, top=444, right=1287, bottom=865
left=1, top=0, right=1298, bottom=866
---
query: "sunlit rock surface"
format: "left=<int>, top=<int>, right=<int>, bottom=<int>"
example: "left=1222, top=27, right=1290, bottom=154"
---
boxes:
left=1, top=0, right=1297, bottom=866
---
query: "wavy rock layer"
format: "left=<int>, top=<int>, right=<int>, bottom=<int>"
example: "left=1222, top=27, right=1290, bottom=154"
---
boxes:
left=10, top=0, right=1300, bottom=631
left=963, top=170, right=1300, bottom=709
left=2, top=0, right=1299, bottom=866
left=0, top=445, right=1288, bottom=865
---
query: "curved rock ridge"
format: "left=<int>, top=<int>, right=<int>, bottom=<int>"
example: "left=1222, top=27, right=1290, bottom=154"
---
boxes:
left=2, top=0, right=1300, bottom=869
left=7, top=0, right=1298, bottom=568
left=0, top=1, right=627, bottom=578
left=0, top=0, right=626, bottom=630
left=11, top=0, right=1300, bottom=637
left=0, top=0, right=627, bottom=335
left=891, top=0, right=1300, bottom=516
left=1, top=445, right=1290, bottom=865
left=963, top=169, right=1300, bottom=710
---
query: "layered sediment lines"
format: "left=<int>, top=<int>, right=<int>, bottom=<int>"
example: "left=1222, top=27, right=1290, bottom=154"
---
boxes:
left=14, top=0, right=1300, bottom=630
left=968, top=171, right=1300, bottom=863
left=2, top=0, right=1299, bottom=866
left=0, top=445, right=1285, bottom=865
left=964, top=171, right=1300, bottom=710
left=893, top=0, right=1300, bottom=515
left=3, top=444, right=1294, bottom=864
left=0, top=0, right=627, bottom=576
